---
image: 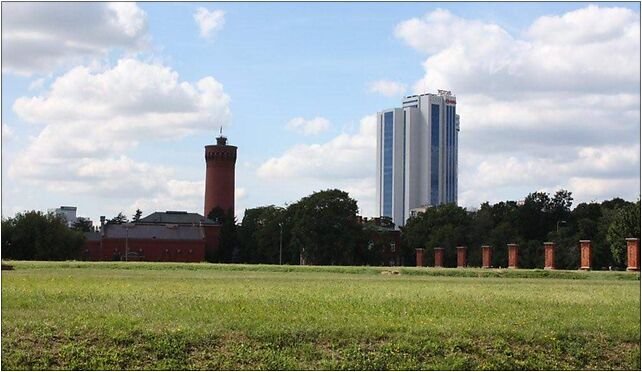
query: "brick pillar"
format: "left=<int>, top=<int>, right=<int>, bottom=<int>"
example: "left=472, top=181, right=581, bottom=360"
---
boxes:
left=456, top=246, right=467, bottom=268
left=544, top=242, right=555, bottom=270
left=626, top=238, right=640, bottom=271
left=415, top=248, right=424, bottom=267
left=580, top=240, right=592, bottom=270
left=434, top=247, right=444, bottom=268
left=482, top=245, right=492, bottom=269
left=507, top=243, right=519, bottom=269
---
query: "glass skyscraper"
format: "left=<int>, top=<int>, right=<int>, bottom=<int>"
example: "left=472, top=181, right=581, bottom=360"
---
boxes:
left=375, top=90, right=460, bottom=227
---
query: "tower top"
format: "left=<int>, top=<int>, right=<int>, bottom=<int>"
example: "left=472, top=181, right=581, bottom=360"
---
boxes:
left=216, top=126, right=227, bottom=145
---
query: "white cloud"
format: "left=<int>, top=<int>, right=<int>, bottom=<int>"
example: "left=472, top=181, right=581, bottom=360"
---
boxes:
left=393, top=5, right=640, bottom=207
left=285, top=117, right=331, bottom=136
left=260, top=115, right=376, bottom=180
left=2, top=123, right=14, bottom=142
left=9, top=58, right=231, bottom=202
left=397, top=6, right=639, bottom=95
left=367, top=80, right=406, bottom=97
left=108, top=3, right=146, bottom=38
left=1, top=2, right=148, bottom=75
left=194, top=8, right=225, bottom=38
left=257, top=115, right=377, bottom=216
left=527, top=5, right=638, bottom=45
left=13, top=58, right=230, bottom=144
left=131, top=180, right=204, bottom=217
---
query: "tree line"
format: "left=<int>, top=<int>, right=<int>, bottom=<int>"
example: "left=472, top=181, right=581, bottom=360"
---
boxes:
left=402, top=191, right=640, bottom=269
left=1, top=211, right=85, bottom=260
left=2, top=189, right=639, bottom=268
left=214, top=189, right=640, bottom=269
left=210, top=189, right=381, bottom=265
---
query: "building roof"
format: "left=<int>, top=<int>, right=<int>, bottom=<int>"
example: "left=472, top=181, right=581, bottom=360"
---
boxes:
left=84, top=231, right=101, bottom=241
left=137, top=211, right=218, bottom=226
left=104, top=224, right=204, bottom=240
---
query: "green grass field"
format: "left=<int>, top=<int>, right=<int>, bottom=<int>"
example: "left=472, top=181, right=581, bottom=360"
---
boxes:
left=2, top=261, right=640, bottom=370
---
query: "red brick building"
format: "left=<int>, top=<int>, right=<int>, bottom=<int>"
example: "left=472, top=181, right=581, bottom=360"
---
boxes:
left=82, top=134, right=237, bottom=263
left=82, top=211, right=220, bottom=262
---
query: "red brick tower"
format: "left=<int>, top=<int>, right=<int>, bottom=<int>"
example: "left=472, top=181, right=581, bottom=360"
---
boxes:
left=204, top=134, right=237, bottom=218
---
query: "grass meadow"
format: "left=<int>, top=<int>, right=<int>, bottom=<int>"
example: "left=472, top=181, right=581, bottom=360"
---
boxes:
left=1, top=261, right=640, bottom=370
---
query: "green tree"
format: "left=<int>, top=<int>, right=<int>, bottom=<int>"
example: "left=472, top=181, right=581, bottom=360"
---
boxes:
left=551, top=189, right=573, bottom=215
left=205, top=206, right=238, bottom=262
left=607, top=201, right=641, bottom=267
left=1, top=211, right=85, bottom=260
left=132, top=209, right=143, bottom=222
left=207, top=207, right=225, bottom=223
left=72, top=217, right=93, bottom=232
left=290, top=189, right=360, bottom=265
left=107, top=212, right=128, bottom=225
left=217, top=209, right=238, bottom=263
left=354, top=223, right=390, bottom=266
left=402, top=204, right=473, bottom=267
left=238, top=205, right=286, bottom=264
left=517, top=191, right=552, bottom=241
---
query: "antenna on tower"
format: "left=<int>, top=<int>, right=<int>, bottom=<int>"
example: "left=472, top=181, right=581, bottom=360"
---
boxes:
left=220, top=125, right=223, bottom=136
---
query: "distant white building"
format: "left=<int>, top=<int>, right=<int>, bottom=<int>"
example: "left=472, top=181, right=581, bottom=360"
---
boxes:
left=48, top=206, right=77, bottom=227
left=376, top=90, right=460, bottom=227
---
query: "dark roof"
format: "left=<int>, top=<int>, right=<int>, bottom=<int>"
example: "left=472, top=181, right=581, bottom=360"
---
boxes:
left=104, top=224, right=204, bottom=240
left=84, top=231, right=101, bottom=241
left=137, top=211, right=218, bottom=225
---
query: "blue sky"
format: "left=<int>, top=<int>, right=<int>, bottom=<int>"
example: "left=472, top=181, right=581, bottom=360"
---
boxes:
left=2, top=2, right=640, bottom=224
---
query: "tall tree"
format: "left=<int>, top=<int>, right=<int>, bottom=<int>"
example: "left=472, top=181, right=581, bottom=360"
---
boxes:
left=132, top=209, right=143, bottom=222
left=238, top=205, right=286, bottom=264
left=290, top=189, right=360, bottom=265
left=402, top=204, right=473, bottom=267
left=217, top=209, right=238, bottom=263
left=607, top=201, right=641, bottom=267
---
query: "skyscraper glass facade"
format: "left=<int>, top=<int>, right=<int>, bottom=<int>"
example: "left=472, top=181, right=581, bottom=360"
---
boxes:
left=430, top=104, right=440, bottom=206
left=382, top=111, right=393, bottom=218
left=376, top=91, right=459, bottom=227
left=445, top=105, right=456, bottom=203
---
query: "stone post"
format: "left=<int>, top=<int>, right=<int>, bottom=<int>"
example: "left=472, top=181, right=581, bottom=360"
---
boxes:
left=626, top=238, right=640, bottom=271
left=544, top=242, right=555, bottom=270
left=580, top=240, right=592, bottom=270
left=434, top=247, right=444, bottom=268
left=415, top=248, right=424, bottom=267
left=482, top=245, right=492, bottom=269
left=507, top=243, right=519, bottom=269
left=456, top=246, right=467, bottom=268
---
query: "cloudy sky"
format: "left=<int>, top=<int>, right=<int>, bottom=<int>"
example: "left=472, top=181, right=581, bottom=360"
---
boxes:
left=2, top=2, right=640, bottom=223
